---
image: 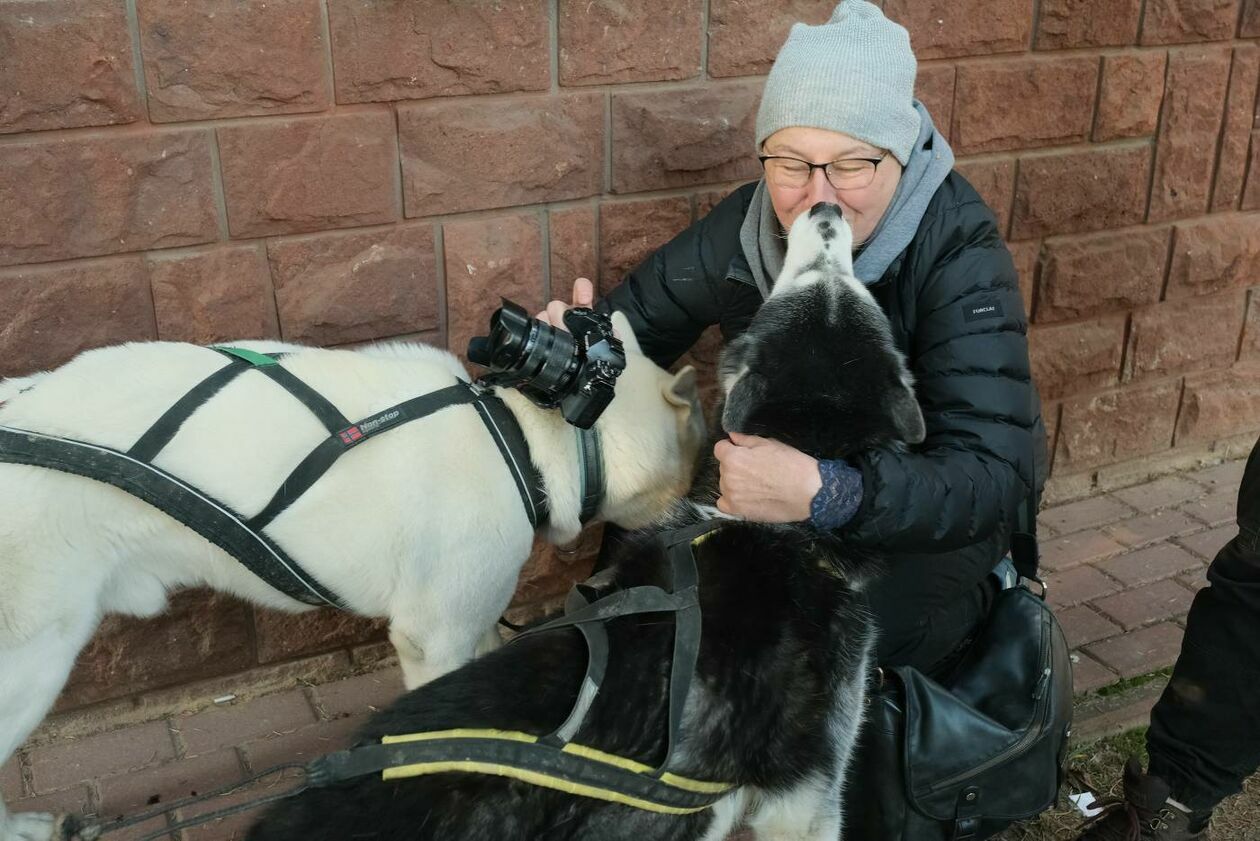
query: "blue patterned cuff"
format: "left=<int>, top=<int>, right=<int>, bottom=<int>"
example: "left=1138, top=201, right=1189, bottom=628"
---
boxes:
left=810, top=458, right=864, bottom=531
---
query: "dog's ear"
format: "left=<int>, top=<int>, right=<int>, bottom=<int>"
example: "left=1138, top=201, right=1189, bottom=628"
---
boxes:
left=721, top=370, right=768, bottom=434
left=664, top=365, right=698, bottom=409
left=889, top=383, right=926, bottom=444
left=609, top=311, right=643, bottom=356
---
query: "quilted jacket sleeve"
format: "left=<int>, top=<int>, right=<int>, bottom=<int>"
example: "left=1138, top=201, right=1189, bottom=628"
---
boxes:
left=842, top=197, right=1041, bottom=552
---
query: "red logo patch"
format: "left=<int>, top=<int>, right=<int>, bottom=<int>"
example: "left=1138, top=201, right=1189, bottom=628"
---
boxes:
left=339, top=426, right=364, bottom=445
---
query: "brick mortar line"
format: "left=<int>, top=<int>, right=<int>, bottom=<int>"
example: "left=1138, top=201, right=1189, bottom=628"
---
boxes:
left=1143, top=50, right=1173, bottom=223
left=206, top=128, right=232, bottom=249
left=318, top=0, right=338, bottom=107
left=261, top=238, right=285, bottom=342
left=122, top=0, right=152, bottom=124
left=17, top=750, right=33, bottom=799
left=0, top=101, right=397, bottom=147
left=1, top=175, right=1255, bottom=278
left=540, top=207, right=553, bottom=302
left=549, top=0, right=561, bottom=93
left=1206, top=46, right=1240, bottom=211
left=699, top=0, right=711, bottom=82
left=304, top=686, right=330, bottom=723
left=390, top=105, right=406, bottom=222
left=432, top=221, right=449, bottom=348
left=1087, top=53, right=1106, bottom=142
left=603, top=91, right=613, bottom=194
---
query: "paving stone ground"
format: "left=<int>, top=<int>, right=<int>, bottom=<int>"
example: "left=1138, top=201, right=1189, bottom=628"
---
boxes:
left=1, top=457, right=1245, bottom=840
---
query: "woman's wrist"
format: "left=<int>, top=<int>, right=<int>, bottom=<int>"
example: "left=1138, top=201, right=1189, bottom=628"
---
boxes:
left=809, top=458, right=864, bottom=530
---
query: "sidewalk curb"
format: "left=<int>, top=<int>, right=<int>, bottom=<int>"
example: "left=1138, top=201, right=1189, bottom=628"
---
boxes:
left=1069, top=677, right=1170, bottom=746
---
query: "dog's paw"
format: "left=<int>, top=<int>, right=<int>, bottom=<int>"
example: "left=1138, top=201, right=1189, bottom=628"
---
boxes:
left=1, top=811, right=56, bottom=841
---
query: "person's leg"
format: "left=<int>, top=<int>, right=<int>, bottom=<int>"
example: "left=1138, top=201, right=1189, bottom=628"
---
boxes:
left=1145, top=441, right=1260, bottom=819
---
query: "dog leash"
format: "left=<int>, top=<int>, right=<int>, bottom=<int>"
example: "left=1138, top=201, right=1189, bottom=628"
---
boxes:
left=62, top=520, right=733, bottom=840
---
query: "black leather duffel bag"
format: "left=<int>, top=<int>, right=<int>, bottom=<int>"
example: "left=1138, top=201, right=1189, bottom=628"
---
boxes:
left=843, top=494, right=1074, bottom=840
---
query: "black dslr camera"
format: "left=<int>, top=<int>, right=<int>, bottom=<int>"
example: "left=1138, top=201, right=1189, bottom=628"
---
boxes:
left=467, top=299, right=626, bottom=429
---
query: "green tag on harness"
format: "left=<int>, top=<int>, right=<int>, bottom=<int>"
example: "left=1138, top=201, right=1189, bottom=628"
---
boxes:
left=210, top=346, right=280, bottom=367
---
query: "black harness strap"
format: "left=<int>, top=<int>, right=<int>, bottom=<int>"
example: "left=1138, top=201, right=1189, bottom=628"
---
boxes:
left=471, top=388, right=550, bottom=530
left=247, top=382, right=482, bottom=531
left=1, top=347, right=562, bottom=614
left=540, top=583, right=609, bottom=747
left=0, top=425, right=345, bottom=608
left=127, top=358, right=256, bottom=462
left=509, top=518, right=721, bottom=773
left=576, top=425, right=604, bottom=524
left=211, top=347, right=354, bottom=436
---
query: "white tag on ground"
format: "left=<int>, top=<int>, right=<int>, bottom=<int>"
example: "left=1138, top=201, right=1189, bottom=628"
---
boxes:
left=1069, top=791, right=1105, bottom=818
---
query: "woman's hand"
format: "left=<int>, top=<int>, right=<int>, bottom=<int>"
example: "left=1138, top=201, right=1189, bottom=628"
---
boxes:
left=535, top=277, right=595, bottom=329
left=713, top=432, right=822, bottom=523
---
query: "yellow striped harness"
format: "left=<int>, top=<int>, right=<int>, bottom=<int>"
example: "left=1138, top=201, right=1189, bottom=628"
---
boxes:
left=305, top=518, right=734, bottom=814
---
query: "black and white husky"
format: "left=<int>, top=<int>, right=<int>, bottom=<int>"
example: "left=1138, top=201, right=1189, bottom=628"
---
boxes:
left=246, top=202, right=926, bottom=841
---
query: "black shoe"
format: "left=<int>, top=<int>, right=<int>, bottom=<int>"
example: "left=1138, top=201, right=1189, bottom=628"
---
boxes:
left=1074, top=757, right=1209, bottom=840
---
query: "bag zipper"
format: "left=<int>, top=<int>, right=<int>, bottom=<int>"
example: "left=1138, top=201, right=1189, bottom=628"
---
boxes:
left=923, top=603, right=1054, bottom=795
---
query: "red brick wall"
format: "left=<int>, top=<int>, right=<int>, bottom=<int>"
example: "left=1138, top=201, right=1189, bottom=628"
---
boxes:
left=2, top=0, right=1258, bottom=715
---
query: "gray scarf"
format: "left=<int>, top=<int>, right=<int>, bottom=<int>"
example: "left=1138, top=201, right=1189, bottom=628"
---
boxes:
left=739, top=100, right=955, bottom=295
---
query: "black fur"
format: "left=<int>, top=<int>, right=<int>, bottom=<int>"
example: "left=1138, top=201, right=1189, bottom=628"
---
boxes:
left=247, top=207, right=919, bottom=841
left=720, top=275, right=925, bottom=456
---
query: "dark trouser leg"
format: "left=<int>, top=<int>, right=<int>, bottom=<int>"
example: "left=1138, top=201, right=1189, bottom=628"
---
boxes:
left=1146, top=529, right=1260, bottom=811
left=1147, top=439, right=1260, bottom=813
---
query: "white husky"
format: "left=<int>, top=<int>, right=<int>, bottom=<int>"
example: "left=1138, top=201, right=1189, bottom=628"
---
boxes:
left=0, top=314, right=704, bottom=841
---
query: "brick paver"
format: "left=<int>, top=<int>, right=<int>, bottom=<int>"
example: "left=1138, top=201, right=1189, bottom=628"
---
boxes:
left=1104, top=509, right=1203, bottom=548
left=1095, top=543, right=1203, bottom=587
left=1071, top=652, right=1120, bottom=694
left=176, top=690, right=318, bottom=757
left=1092, top=579, right=1196, bottom=630
left=9, top=783, right=93, bottom=819
left=1176, top=523, right=1239, bottom=560
left=238, top=715, right=366, bottom=771
left=28, top=720, right=174, bottom=795
left=1180, top=487, right=1238, bottom=527
left=1039, top=529, right=1127, bottom=573
left=1058, top=605, right=1124, bottom=649
left=1, top=755, right=23, bottom=799
left=96, top=749, right=247, bottom=819
left=1047, top=564, right=1121, bottom=607
left=3, top=457, right=1246, bottom=839
left=1185, top=458, right=1246, bottom=491
left=1179, top=564, right=1211, bottom=590
left=1039, top=495, right=1136, bottom=535
left=1085, top=622, right=1186, bottom=679
left=1110, top=475, right=1205, bottom=512
left=309, top=667, right=404, bottom=720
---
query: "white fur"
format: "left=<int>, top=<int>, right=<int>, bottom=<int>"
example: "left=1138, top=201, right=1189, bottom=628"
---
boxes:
left=769, top=206, right=872, bottom=306
left=0, top=317, right=704, bottom=840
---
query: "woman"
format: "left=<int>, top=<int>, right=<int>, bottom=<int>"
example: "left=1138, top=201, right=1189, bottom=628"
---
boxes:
left=545, top=0, right=1046, bottom=680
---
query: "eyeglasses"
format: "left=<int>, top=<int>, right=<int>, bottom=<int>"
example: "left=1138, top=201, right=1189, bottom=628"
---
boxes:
left=758, top=152, right=888, bottom=191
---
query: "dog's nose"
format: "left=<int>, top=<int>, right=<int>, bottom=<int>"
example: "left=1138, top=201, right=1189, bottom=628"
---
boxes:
left=808, top=202, right=842, bottom=219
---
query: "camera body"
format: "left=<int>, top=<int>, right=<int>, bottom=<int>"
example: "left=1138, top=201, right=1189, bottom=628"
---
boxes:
left=466, top=299, right=626, bottom=429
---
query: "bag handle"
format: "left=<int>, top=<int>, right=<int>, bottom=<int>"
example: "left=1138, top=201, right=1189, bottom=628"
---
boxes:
left=1010, top=416, right=1043, bottom=592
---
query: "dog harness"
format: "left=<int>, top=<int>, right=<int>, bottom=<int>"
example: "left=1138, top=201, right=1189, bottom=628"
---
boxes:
left=301, top=519, right=733, bottom=814
left=64, top=520, right=735, bottom=840
left=0, top=346, right=605, bottom=610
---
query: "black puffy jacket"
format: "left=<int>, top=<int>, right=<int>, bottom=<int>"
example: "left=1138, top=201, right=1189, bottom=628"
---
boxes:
left=600, top=173, right=1048, bottom=666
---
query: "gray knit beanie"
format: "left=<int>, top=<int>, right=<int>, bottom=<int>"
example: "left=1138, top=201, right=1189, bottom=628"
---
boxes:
left=755, top=0, right=920, bottom=165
